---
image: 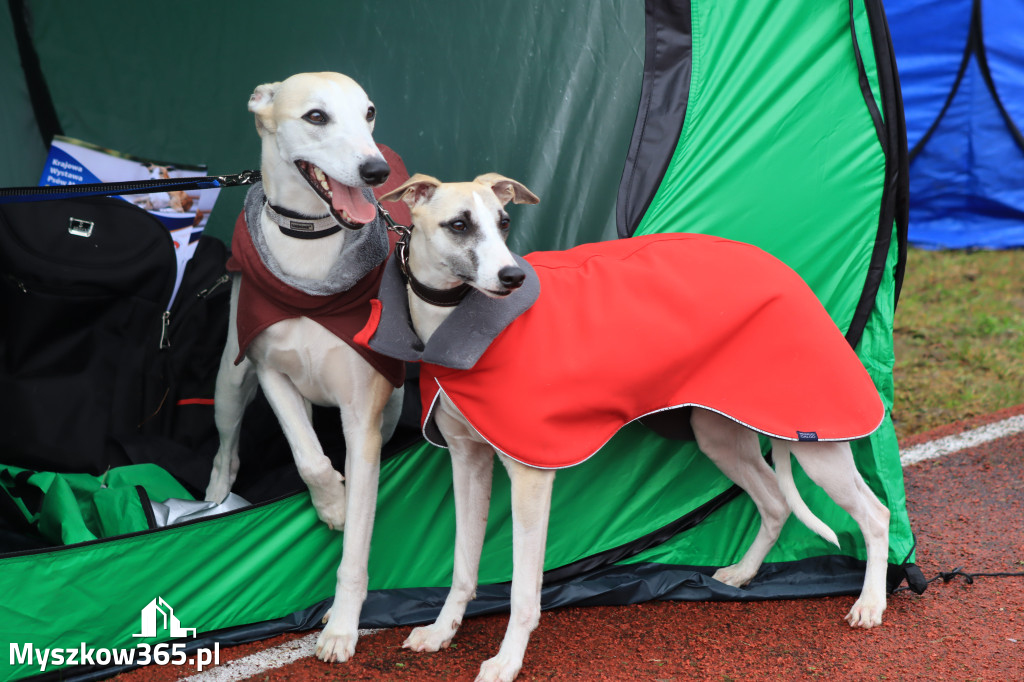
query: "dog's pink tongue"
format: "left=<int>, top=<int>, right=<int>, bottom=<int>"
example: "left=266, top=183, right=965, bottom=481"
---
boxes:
left=328, top=177, right=377, bottom=224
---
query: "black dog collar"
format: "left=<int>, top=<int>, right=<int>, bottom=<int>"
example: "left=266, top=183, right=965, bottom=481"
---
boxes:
left=396, top=231, right=472, bottom=307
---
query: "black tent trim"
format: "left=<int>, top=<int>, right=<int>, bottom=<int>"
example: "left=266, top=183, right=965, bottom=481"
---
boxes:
left=844, top=0, right=910, bottom=346
left=7, top=0, right=62, bottom=144
left=848, top=0, right=887, bottom=158
left=615, top=0, right=692, bottom=239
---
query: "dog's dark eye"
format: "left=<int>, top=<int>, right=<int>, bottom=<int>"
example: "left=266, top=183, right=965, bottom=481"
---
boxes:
left=499, top=217, right=511, bottom=230
left=448, top=220, right=467, bottom=232
left=366, top=106, right=376, bottom=123
left=303, top=110, right=329, bottom=125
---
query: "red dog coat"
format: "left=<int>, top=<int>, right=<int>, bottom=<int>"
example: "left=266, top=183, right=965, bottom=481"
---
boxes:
left=365, top=233, right=883, bottom=469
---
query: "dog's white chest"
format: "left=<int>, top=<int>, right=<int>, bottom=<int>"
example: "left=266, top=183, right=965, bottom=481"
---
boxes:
left=247, top=317, right=360, bottom=406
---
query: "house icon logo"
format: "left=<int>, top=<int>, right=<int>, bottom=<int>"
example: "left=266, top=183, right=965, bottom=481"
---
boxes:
left=132, top=597, right=197, bottom=638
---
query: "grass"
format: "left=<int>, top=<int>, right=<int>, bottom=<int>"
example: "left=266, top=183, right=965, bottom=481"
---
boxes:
left=892, top=247, right=1024, bottom=440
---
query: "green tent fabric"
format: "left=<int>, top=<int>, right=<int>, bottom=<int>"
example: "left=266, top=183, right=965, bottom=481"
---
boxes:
left=0, top=1, right=916, bottom=680
left=1, top=464, right=192, bottom=545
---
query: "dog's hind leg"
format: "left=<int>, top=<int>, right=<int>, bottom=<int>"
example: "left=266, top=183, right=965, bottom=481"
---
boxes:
left=475, top=454, right=555, bottom=682
left=206, top=277, right=259, bottom=502
left=781, top=439, right=890, bottom=628
left=404, top=419, right=495, bottom=653
left=317, top=372, right=391, bottom=663
left=691, top=408, right=791, bottom=588
left=256, top=366, right=347, bottom=529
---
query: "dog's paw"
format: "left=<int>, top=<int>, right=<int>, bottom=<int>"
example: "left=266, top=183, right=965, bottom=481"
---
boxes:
left=313, top=498, right=346, bottom=531
left=475, top=652, right=523, bottom=682
left=845, top=597, right=885, bottom=629
left=403, top=622, right=458, bottom=652
left=204, top=478, right=231, bottom=503
left=315, top=626, right=357, bottom=663
left=309, top=472, right=347, bottom=530
left=205, top=463, right=234, bottom=502
left=712, top=563, right=756, bottom=588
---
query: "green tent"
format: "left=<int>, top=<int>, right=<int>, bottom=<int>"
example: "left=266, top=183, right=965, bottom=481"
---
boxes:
left=0, top=1, right=916, bottom=679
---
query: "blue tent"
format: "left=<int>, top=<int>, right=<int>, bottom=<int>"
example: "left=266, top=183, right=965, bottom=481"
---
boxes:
left=888, top=0, right=1024, bottom=249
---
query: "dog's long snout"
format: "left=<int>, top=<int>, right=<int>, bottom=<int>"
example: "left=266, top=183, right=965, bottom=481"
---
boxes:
left=359, top=157, right=391, bottom=186
left=498, top=265, right=526, bottom=290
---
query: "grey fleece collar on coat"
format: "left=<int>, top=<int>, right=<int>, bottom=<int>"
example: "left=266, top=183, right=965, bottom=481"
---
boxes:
left=244, top=182, right=390, bottom=296
left=368, top=251, right=540, bottom=370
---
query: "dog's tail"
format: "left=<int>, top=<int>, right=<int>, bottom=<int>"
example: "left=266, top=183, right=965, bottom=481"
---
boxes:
left=770, top=439, right=841, bottom=548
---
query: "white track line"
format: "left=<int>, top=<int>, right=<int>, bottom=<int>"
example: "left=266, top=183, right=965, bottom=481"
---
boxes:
left=177, top=630, right=379, bottom=682
left=177, top=415, right=1024, bottom=682
left=900, top=414, right=1024, bottom=467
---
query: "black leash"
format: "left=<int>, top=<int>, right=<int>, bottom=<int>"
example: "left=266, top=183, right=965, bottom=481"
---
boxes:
left=0, top=170, right=262, bottom=204
left=889, top=535, right=1024, bottom=596
left=897, top=566, right=1024, bottom=591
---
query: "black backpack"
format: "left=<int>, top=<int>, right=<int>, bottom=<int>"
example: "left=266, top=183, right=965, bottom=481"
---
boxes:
left=0, top=196, right=230, bottom=495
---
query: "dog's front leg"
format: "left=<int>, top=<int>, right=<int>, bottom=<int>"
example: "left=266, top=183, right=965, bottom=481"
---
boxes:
left=206, top=277, right=258, bottom=502
left=404, top=421, right=495, bottom=653
left=476, top=455, right=555, bottom=682
left=255, top=367, right=347, bottom=529
left=316, top=384, right=389, bottom=663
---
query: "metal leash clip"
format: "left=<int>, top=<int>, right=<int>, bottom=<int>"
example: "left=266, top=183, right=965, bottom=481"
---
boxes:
left=216, top=170, right=262, bottom=187
left=376, top=202, right=411, bottom=237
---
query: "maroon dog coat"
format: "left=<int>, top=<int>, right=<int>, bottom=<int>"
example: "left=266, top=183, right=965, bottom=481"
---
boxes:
left=364, top=233, right=884, bottom=468
left=228, top=205, right=405, bottom=389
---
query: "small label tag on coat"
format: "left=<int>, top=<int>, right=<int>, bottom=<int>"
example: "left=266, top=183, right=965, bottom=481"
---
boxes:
left=797, top=431, right=819, bottom=442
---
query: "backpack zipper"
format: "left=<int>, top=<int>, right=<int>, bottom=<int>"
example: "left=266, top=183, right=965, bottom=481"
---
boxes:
left=3, top=273, right=113, bottom=297
left=197, top=274, right=230, bottom=299
left=160, top=272, right=231, bottom=350
left=159, top=311, right=172, bottom=349
left=4, top=274, right=28, bottom=293
left=6, top=271, right=174, bottom=349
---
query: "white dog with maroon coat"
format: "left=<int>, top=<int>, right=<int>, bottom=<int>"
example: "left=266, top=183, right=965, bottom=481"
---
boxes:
left=205, top=72, right=405, bottom=664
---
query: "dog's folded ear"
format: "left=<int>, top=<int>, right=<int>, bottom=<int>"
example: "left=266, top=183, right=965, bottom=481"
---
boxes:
left=378, top=173, right=443, bottom=208
left=248, top=81, right=282, bottom=134
left=474, top=173, right=540, bottom=206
